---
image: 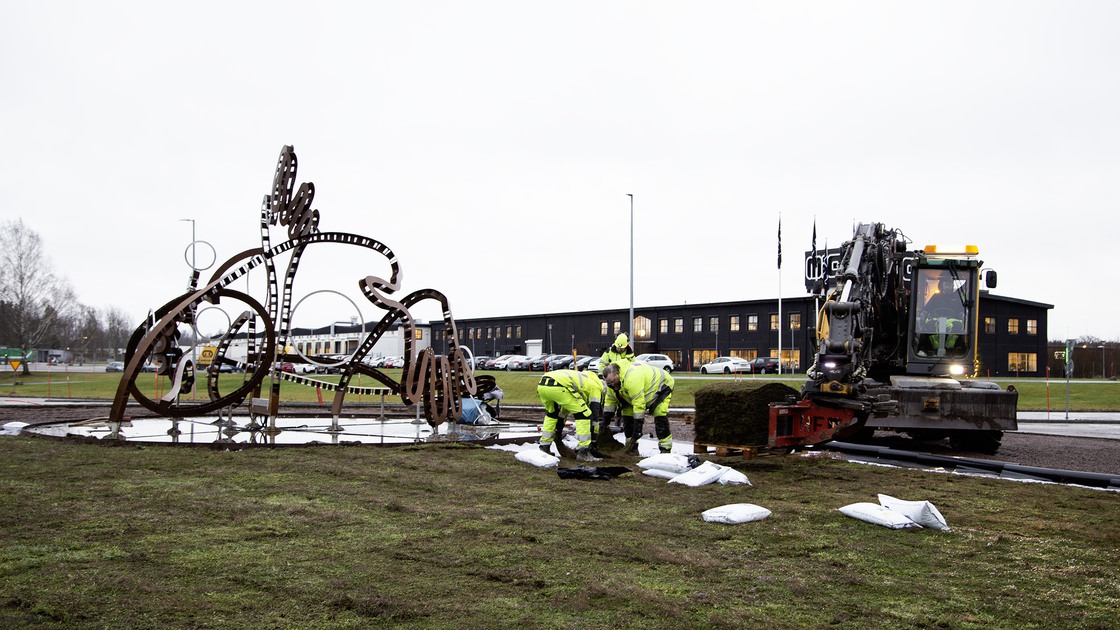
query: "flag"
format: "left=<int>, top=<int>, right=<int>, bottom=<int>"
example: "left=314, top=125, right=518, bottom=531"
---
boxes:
left=811, top=219, right=818, bottom=294
left=777, top=217, right=782, bottom=269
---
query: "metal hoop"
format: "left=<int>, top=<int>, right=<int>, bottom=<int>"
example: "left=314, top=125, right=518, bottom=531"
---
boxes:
left=290, top=289, right=366, bottom=369
left=182, top=239, right=217, bottom=271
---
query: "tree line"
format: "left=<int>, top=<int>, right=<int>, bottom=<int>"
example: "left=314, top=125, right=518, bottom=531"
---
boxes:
left=0, top=219, right=134, bottom=372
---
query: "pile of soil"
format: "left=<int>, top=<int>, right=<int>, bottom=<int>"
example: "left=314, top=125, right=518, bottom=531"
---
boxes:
left=692, top=381, right=800, bottom=447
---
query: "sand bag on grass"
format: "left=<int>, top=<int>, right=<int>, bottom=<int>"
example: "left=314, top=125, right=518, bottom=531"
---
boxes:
left=515, top=448, right=560, bottom=468
left=637, top=453, right=696, bottom=474
left=878, top=494, right=950, bottom=531
left=642, top=468, right=680, bottom=480
left=669, top=461, right=729, bottom=487
left=838, top=502, right=921, bottom=529
left=702, top=503, right=772, bottom=524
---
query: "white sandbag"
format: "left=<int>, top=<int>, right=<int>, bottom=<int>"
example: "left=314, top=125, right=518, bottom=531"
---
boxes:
left=669, top=461, right=728, bottom=487
left=636, top=453, right=693, bottom=474
left=515, top=448, right=559, bottom=468
left=702, top=503, right=772, bottom=524
left=838, top=502, right=921, bottom=529
left=878, top=494, right=950, bottom=531
left=642, top=468, right=680, bottom=480
left=1, top=422, right=29, bottom=436
left=717, top=468, right=752, bottom=486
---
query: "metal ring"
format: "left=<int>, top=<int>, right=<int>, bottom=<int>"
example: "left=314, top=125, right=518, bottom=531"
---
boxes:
left=182, top=239, right=217, bottom=271
left=290, top=289, right=366, bottom=369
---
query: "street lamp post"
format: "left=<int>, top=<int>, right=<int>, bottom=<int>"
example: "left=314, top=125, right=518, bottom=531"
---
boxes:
left=627, top=194, right=634, bottom=341
left=1100, top=344, right=1107, bottom=379
left=180, top=219, right=198, bottom=396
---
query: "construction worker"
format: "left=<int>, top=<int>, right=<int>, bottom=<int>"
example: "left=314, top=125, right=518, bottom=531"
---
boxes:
left=537, top=369, right=608, bottom=462
left=600, top=361, right=674, bottom=455
left=600, top=333, right=635, bottom=369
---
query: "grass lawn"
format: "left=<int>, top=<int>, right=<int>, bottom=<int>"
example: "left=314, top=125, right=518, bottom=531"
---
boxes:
left=1, top=437, right=1118, bottom=629
left=2, top=369, right=1118, bottom=411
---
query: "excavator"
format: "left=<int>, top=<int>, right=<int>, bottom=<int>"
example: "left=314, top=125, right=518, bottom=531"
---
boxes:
left=768, top=222, right=1017, bottom=453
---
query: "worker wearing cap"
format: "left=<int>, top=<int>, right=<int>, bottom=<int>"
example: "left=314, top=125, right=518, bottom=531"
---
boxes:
left=537, top=369, right=608, bottom=462
left=600, top=361, right=674, bottom=455
left=600, top=333, right=635, bottom=370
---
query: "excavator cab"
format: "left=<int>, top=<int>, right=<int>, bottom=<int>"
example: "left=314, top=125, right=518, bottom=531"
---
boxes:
left=906, top=248, right=981, bottom=376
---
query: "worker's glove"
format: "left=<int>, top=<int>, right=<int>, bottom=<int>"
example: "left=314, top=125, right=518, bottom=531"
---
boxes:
left=601, top=410, right=614, bottom=424
left=589, top=402, right=602, bottom=422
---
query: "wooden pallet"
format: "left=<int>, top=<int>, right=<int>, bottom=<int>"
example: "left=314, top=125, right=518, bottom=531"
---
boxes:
left=693, top=442, right=762, bottom=458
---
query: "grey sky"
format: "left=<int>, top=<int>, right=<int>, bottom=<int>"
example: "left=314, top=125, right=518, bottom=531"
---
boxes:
left=2, top=1, right=1117, bottom=341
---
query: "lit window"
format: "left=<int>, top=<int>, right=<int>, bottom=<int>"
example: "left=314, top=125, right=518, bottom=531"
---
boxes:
left=1007, top=352, right=1037, bottom=372
left=984, top=317, right=995, bottom=334
left=659, top=319, right=668, bottom=334
left=613, top=321, right=621, bottom=335
left=1026, top=320, right=1037, bottom=336
left=730, top=316, right=740, bottom=332
left=674, top=318, right=683, bottom=333
left=769, top=314, right=779, bottom=330
left=1008, top=319, right=1019, bottom=335
left=789, top=313, right=801, bottom=330
left=634, top=316, right=652, bottom=340
left=748, top=315, right=758, bottom=332
left=600, top=322, right=608, bottom=336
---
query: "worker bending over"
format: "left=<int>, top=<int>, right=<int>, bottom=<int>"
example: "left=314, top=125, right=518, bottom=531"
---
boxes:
left=537, top=369, right=608, bottom=462
left=600, top=362, right=674, bottom=455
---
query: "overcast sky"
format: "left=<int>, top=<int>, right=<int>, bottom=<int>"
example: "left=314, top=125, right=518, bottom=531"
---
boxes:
left=3, top=1, right=1117, bottom=342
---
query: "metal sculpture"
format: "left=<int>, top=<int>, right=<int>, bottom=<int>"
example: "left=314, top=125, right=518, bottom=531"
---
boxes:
left=109, top=146, right=476, bottom=429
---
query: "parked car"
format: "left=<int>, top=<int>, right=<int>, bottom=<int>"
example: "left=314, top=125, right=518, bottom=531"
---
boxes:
left=278, top=362, right=296, bottom=373
left=105, top=361, right=125, bottom=372
left=574, top=356, right=595, bottom=371
left=699, top=356, right=752, bottom=374
left=749, top=356, right=781, bottom=374
left=382, top=356, right=404, bottom=369
left=634, top=353, right=675, bottom=372
left=548, top=355, right=575, bottom=370
left=585, top=358, right=601, bottom=373
left=470, top=355, right=492, bottom=369
left=530, top=354, right=560, bottom=370
left=493, top=355, right=525, bottom=370
left=508, top=355, right=541, bottom=371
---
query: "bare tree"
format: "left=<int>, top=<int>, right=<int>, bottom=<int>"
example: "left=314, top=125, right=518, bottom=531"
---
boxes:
left=101, top=306, right=135, bottom=360
left=0, top=219, right=78, bottom=373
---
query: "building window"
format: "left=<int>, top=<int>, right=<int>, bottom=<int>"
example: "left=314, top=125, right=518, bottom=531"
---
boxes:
left=674, top=318, right=684, bottom=333
left=1008, top=319, right=1019, bottom=335
left=505, top=326, right=512, bottom=339
left=730, top=316, right=740, bottom=332
left=613, top=321, right=622, bottom=335
left=659, top=319, right=669, bottom=334
left=730, top=349, right=757, bottom=360
left=1007, top=352, right=1037, bottom=372
left=789, top=313, right=801, bottom=330
left=413, top=330, right=423, bottom=340
left=487, top=328, right=492, bottom=339
left=600, top=321, right=608, bottom=336
left=1026, top=319, right=1037, bottom=336
left=709, top=317, right=719, bottom=332
left=984, top=317, right=995, bottom=334
left=748, top=315, right=758, bottom=332
left=515, top=325, right=522, bottom=338
left=692, top=349, right=718, bottom=366
left=769, top=314, right=779, bottom=330
left=634, top=316, right=652, bottom=340
left=693, top=317, right=703, bottom=333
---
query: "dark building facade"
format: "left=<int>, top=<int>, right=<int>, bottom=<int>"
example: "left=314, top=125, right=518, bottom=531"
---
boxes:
left=433, top=292, right=1052, bottom=378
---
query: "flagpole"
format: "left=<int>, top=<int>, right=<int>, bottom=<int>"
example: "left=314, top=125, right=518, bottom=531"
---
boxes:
left=777, top=214, right=782, bottom=375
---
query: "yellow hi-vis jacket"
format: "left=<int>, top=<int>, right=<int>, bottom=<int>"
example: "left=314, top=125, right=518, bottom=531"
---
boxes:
left=539, top=369, right=605, bottom=407
left=600, top=333, right=635, bottom=368
left=604, top=362, right=674, bottom=423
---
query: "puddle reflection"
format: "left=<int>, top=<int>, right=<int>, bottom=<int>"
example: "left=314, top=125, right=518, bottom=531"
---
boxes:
left=26, top=416, right=541, bottom=445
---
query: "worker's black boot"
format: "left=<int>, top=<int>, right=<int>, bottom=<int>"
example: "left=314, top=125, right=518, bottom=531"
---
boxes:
left=589, top=443, right=610, bottom=459
left=623, top=436, right=640, bottom=456
left=539, top=443, right=552, bottom=455
left=577, top=447, right=602, bottom=462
